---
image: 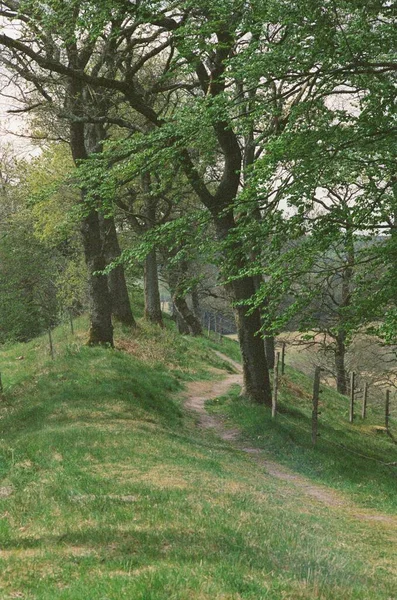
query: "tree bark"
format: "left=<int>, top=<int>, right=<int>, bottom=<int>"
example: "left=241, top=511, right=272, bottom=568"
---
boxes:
left=167, top=259, right=202, bottom=336
left=191, top=286, right=201, bottom=320
left=80, top=206, right=114, bottom=346
left=69, top=82, right=113, bottom=347
left=173, top=294, right=202, bottom=336
left=334, top=221, right=354, bottom=394
left=144, top=249, right=164, bottom=327
left=98, top=214, right=136, bottom=327
left=176, top=311, right=190, bottom=335
left=265, top=336, right=275, bottom=370
left=215, top=214, right=272, bottom=406
left=232, top=278, right=272, bottom=405
left=335, top=332, right=348, bottom=395
left=86, top=119, right=135, bottom=328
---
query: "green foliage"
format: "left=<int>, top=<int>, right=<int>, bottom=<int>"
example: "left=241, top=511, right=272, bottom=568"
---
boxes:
left=0, top=210, right=58, bottom=342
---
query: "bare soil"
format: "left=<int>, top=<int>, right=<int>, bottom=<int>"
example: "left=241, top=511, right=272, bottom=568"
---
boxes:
left=185, top=351, right=397, bottom=527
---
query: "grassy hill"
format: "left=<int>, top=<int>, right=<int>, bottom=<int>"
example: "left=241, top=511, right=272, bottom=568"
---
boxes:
left=0, top=311, right=396, bottom=599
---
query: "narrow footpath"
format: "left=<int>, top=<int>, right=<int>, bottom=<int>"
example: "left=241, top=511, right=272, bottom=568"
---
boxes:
left=185, top=351, right=397, bottom=528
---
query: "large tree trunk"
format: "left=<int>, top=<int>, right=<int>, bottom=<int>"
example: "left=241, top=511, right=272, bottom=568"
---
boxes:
left=335, top=332, right=348, bottom=395
left=215, top=214, right=271, bottom=405
left=98, top=214, right=136, bottom=327
left=144, top=249, right=164, bottom=327
left=69, top=86, right=113, bottom=347
left=86, top=121, right=135, bottom=328
left=80, top=206, right=114, bottom=346
left=232, top=277, right=272, bottom=405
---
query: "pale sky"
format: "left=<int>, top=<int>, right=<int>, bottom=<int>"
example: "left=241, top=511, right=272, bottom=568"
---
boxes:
left=0, top=80, right=40, bottom=157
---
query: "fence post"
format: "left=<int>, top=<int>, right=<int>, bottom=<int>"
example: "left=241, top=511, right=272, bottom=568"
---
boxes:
left=312, top=366, right=321, bottom=446
left=281, top=342, right=286, bottom=375
left=207, top=315, right=211, bottom=337
left=361, top=382, right=368, bottom=419
left=272, top=352, right=280, bottom=419
left=48, top=328, right=55, bottom=360
left=349, top=371, right=355, bottom=424
left=69, top=311, right=74, bottom=335
left=385, top=390, right=391, bottom=432
left=0, top=372, right=3, bottom=394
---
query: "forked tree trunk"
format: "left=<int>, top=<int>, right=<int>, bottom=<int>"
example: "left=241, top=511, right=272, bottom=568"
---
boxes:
left=144, top=249, right=164, bottom=327
left=167, top=261, right=202, bottom=336
left=173, top=294, right=202, bottom=336
left=99, top=214, right=136, bottom=327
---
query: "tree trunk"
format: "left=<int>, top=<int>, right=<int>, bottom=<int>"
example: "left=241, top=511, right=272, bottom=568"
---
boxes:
left=69, top=89, right=113, bottom=347
left=232, top=278, right=272, bottom=405
left=191, top=286, right=201, bottom=320
left=80, top=204, right=114, bottom=346
left=335, top=221, right=354, bottom=395
left=335, top=333, right=348, bottom=395
left=173, top=293, right=202, bottom=336
left=99, top=214, right=136, bottom=327
left=253, top=274, right=275, bottom=371
left=86, top=119, right=135, bottom=328
left=264, top=336, right=275, bottom=370
left=144, top=249, right=164, bottom=327
left=176, top=312, right=190, bottom=334
left=215, top=214, right=272, bottom=406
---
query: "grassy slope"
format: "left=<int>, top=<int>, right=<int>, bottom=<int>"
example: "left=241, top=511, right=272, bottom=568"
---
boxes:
left=208, top=364, right=397, bottom=515
left=0, top=314, right=396, bottom=599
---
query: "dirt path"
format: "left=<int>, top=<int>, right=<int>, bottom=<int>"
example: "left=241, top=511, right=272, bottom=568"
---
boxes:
left=185, top=351, right=397, bottom=527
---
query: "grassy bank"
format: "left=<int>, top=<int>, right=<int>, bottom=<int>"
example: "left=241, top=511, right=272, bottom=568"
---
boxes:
left=207, top=365, right=397, bottom=514
left=0, top=316, right=396, bottom=599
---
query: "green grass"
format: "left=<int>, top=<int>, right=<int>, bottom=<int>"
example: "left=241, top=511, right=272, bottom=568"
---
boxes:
left=0, top=315, right=396, bottom=599
left=207, top=365, right=397, bottom=514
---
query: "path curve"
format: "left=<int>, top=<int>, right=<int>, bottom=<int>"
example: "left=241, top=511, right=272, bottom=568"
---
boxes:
left=185, top=351, right=397, bottom=527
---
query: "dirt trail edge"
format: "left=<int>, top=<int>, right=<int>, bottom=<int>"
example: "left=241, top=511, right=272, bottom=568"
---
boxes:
left=185, top=350, right=397, bottom=527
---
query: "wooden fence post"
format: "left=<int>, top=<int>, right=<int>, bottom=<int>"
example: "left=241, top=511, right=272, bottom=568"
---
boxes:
left=272, top=352, right=280, bottom=418
left=281, top=342, right=286, bottom=375
left=69, top=311, right=74, bottom=335
left=349, top=371, right=355, bottom=424
left=361, top=382, right=368, bottom=419
left=0, top=372, right=3, bottom=394
left=207, top=315, right=211, bottom=337
left=385, top=390, right=391, bottom=432
left=312, top=366, right=321, bottom=446
left=48, top=328, right=54, bottom=360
